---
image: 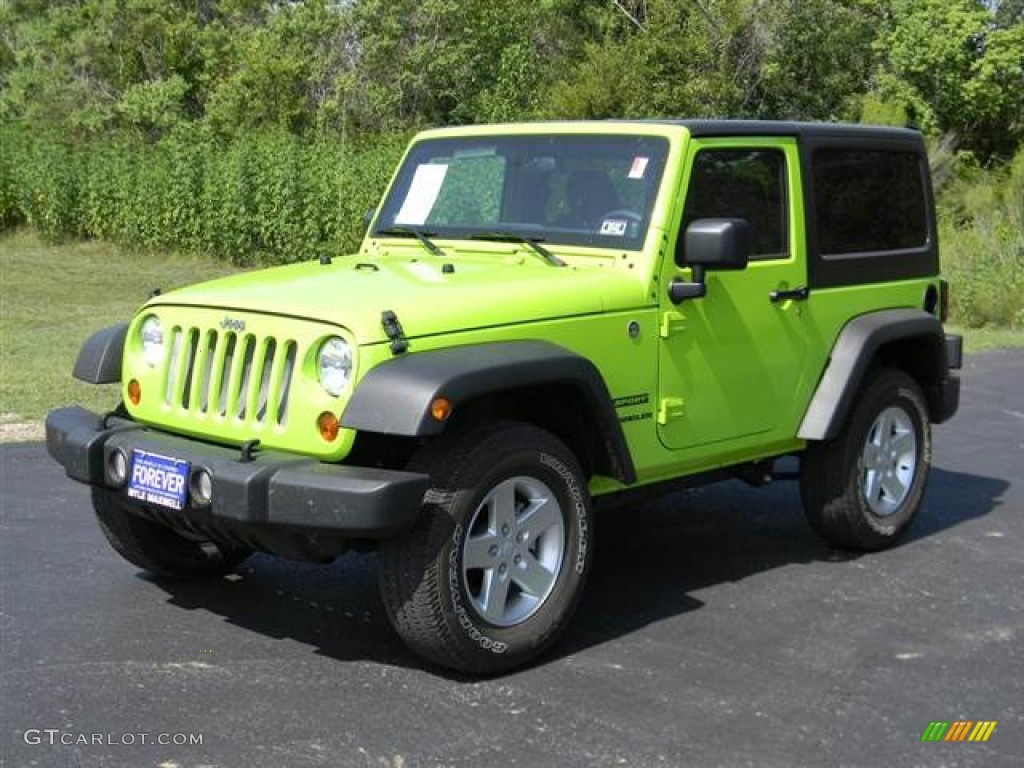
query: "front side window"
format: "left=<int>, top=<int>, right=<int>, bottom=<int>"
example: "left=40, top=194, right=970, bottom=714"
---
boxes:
left=679, top=148, right=789, bottom=264
left=374, top=134, right=671, bottom=250
left=813, top=149, right=927, bottom=256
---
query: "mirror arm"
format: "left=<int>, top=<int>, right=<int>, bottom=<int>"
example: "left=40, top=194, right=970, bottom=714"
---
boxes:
left=668, top=264, right=707, bottom=305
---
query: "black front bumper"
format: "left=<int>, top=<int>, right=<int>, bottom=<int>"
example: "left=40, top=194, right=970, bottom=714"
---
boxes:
left=46, top=406, right=429, bottom=539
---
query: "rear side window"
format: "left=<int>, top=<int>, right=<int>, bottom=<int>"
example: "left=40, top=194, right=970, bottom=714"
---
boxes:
left=813, top=149, right=927, bottom=256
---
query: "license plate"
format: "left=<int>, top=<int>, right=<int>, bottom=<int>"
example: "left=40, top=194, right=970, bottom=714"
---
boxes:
left=127, top=450, right=190, bottom=510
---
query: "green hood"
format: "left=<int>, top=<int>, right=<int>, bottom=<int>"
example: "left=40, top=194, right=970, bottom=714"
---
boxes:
left=148, top=251, right=648, bottom=344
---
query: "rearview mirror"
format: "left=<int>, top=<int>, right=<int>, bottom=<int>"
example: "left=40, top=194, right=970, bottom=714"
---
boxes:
left=668, top=218, right=751, bottom=304
left=683, top=218, right=750, bottom=271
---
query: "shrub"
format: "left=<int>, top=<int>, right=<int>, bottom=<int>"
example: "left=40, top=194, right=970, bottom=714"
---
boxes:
left=938, top=148, right=1024, bottom=328
left=0, top=124, right=408, bottom=264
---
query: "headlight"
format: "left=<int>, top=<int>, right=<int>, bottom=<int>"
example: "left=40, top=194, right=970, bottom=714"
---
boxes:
left=140, top=315, right=163, bottom=367
left=317, top=337, right=352, bottom=397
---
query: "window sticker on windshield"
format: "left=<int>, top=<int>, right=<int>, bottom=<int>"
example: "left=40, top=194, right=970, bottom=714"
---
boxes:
left=395, top=163, right=448, bottom=225
left=453, top=147, right=498, bottom=158
left=628, top=156, right=649, bottom=180
left=600, top=219, right=629, bottom=236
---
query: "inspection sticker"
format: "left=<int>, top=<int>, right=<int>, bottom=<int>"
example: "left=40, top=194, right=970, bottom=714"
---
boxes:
left=600, top=219, right=629, bottom=236
left=628, top=156, right=649, bottom=179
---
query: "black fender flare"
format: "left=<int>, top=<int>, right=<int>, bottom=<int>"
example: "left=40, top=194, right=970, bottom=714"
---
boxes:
left=797, top=308, right=951, bottom=441
left=73, top=323, right=129, bottom=384
left=340, top=340, right=637, bottom=484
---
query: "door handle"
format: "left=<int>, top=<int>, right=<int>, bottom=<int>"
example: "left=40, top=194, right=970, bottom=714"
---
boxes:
left=769, top=285, right=809, bottom=303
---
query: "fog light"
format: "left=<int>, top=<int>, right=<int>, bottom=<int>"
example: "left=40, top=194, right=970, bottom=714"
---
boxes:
left=127, top=379, right=142, bottom=406
left=192, top=468, right=213, bottom=505
left=317, top=411, right=340, bottom=442
left=107, top=449, right=128, bottom=486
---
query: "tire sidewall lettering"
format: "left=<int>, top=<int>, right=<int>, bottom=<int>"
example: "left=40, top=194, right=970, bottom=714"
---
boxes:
left=539, top=451, right=589, bottom=576
left=447, top=522, right=508, bottom=654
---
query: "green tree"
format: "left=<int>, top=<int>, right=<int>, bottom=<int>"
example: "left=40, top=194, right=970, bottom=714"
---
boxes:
left=544, top=0, right=750, bottom=118
left=995, top=0, right=1024, bottom=26
left=740, top=0, right=880, bottom=121
left=0, top=0, right=206, bottom=136
left=349, top=0, right=581, bottom=127
left=872, top=0, right=1024, bottom=159
left=201, top=1, right=354, bottom=136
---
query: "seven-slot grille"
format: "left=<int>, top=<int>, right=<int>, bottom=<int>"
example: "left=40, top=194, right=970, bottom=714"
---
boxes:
left=163, top=327, right=297, bottom=426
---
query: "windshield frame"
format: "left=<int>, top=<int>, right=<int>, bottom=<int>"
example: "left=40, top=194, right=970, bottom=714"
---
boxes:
left=371, top=133, right=672, bottom=252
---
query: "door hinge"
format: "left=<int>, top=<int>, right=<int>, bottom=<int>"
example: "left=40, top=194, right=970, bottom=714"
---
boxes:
left=659, top=311, right=687, bottom=338
left=657, top=397, right=685, bottom=425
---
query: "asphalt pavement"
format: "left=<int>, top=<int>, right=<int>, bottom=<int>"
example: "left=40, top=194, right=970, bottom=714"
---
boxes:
left=2, top=349, right=1022, bottom=768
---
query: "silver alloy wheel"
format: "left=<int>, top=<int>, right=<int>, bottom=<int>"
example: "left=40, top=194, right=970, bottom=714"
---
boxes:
left=861, top=405, right=918, bottom=516
left=461, top=475, right=565, bottom=627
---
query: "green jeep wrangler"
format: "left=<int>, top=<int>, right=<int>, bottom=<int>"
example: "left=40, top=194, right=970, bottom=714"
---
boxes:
left=47, top=120, right=962, bottom=674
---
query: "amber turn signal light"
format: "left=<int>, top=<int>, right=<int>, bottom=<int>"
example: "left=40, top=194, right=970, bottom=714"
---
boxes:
left=127, top=379, right=141, bottom=405
left=430, top=397, right=452, bottom=421
left=317, top=411, right=340, bottom=442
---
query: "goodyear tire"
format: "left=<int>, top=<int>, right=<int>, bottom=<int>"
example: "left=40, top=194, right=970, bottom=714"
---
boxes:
left=93, top=488, right=250, bottom=579
left=379, top=421, right=593, bottom=675
left=800, top=369, right=932, bottom=551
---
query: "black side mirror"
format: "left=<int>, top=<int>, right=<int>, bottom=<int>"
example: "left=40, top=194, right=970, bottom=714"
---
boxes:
left=684, top=218, right=750, bottom=270
left=668, top=218, right=750, bottom=304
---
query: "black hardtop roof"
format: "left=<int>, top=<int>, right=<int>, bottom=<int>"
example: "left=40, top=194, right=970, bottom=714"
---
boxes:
left=618, top=118, right=923, bottom=144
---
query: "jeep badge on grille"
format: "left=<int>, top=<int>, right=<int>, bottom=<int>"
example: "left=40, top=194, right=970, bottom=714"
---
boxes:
left=220, top=316, right=246, bottom=332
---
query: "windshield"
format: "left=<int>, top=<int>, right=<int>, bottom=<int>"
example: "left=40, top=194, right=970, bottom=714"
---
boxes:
left=374, top=134, right=670, bottom=250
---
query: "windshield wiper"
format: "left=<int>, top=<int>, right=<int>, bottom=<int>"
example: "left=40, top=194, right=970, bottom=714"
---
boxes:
left=376, top=225, right=446, bottom=258
left=470, top=232, right=566, bottom=267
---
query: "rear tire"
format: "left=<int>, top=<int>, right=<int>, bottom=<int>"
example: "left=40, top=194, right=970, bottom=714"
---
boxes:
left=800, top=369, right=931, bottom=551
left=378, top=421, right=593, bottom=675
left=93, top=488, right=250, bottom=579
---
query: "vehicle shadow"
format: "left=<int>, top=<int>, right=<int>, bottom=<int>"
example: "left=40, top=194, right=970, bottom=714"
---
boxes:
left=561, top=464, right=1008, bottom=659
left=148, top=464, right=1008, bottom=677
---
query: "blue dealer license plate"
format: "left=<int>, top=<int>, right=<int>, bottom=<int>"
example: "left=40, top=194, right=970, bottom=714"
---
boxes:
left=127, top=450, right=189, bottom=510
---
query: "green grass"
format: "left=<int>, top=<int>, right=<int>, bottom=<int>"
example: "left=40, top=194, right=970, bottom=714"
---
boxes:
left=0, top=230, right=240, bottom=420
left=949, top=325, right=1024, bottom=353
left=0, top=230, right=1021, bottom=423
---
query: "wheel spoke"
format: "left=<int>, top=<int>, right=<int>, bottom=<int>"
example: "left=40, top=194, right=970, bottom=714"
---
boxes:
left=862, top=441, right=883, bottom=469
left=491, top=481, right=518, bottom=533
left=864, top=469, right=882, bottom=502
left=463, top=534, right=499, bottom=570
left=479, top=569, right=511, bottom=623
left=518, top=495, right=560, bottom=536
left=890, top=429, right=915, bottom=457
left=880, top=471, right=906, bottom=502
left=512, top=554, right=556, bottom=597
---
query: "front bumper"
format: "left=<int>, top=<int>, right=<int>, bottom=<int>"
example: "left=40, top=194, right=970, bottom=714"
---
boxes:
left=46, top=406, right=429, bottom=539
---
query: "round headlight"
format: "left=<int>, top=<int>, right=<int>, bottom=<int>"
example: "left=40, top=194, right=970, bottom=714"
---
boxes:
left=140, top=315, right=164, bottom=367
left=318, top=337, right=352, bottom=397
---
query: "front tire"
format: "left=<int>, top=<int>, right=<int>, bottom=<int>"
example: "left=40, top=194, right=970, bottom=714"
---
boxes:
left=800, top=368, right=932, bottom=551
left=93, top=488, right=250, bottom=579
left=378, top=421, right=593, bottom=675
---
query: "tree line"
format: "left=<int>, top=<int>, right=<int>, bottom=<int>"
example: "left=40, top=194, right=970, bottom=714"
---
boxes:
left=3, top=0, right=1022, bottom=156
